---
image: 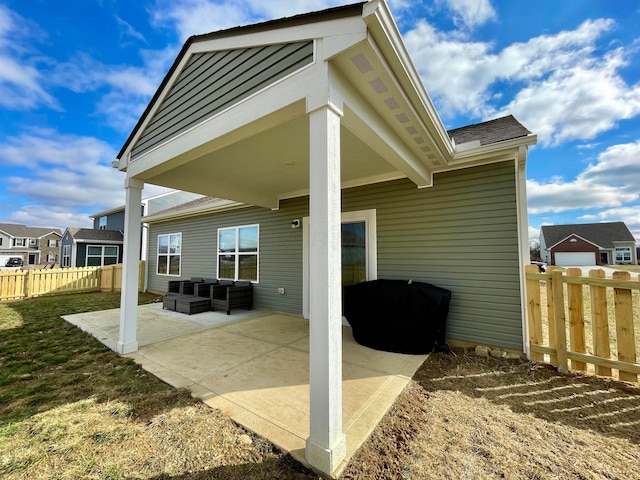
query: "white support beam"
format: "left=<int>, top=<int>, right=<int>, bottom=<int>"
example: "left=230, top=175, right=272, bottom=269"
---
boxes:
left=306, top=102, right=346, bottom=475
left=117, top=176, right=144, bottom=355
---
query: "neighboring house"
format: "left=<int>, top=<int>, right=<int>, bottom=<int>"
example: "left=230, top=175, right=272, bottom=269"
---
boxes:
left=0, top=223, right=62, bottom=266
left=540, top=222, right=638, bottom=266
left=90, top=190, right=204, bottom=262
left=112, top=2, right=537, bottom=474
left=59, top=228, right=123, bottom=268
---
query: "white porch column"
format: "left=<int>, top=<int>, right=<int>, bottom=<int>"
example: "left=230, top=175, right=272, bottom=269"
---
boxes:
left=117, top=176, right=144, bottom=355
left=306, top=102, right=346, bottom=474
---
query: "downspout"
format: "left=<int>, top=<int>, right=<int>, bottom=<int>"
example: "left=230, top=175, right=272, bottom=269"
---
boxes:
left=515, top=146, right=531, bottom=358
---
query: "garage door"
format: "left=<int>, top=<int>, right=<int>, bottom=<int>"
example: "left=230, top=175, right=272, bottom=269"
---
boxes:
left=555, top=252, right=596, bottom=266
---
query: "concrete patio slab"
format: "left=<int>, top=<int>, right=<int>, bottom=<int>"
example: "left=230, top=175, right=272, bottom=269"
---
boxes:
left=63, top=305, right=428, bottom=478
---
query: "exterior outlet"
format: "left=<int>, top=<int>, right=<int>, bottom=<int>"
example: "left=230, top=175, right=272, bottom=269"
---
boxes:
left=277, top=288, right=285, bottom=295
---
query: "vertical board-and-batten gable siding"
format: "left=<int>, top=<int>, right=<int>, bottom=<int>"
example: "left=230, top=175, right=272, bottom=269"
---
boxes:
left=148, top=162, right=522, bottom=349
left=131, top=41, right=314, bottom=159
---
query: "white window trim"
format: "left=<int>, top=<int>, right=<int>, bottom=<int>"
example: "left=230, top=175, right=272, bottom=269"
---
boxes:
left=86, top=244, right=119, bottom=267
left=48, top=239, right=58, bottom=247
left=156, top=232, right=182, bottom=276
left=62, top=244, right=71, bottom=267
left=216, top=224, right=260, bottom=282
left=302, top=209, right=377, bottom=320
left=47, top=254, right=57, bottom=262
left=15, top=238, right=25, bottom=247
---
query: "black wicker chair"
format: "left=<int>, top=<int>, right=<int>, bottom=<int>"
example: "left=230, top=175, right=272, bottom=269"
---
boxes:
left=210, top=280, right=253, bottom=315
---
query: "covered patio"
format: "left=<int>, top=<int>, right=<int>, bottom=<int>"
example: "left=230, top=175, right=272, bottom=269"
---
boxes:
left=112, top=1, right=534, bottom=476
left=64, top=305, right=427, bottom=477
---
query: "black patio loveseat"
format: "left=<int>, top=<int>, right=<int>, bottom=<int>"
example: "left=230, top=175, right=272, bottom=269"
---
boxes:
left=342, top=279, right=451, bottom=354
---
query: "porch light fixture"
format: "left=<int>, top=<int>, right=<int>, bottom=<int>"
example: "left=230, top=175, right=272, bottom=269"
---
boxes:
left=291, top=219, right=300, bottom=228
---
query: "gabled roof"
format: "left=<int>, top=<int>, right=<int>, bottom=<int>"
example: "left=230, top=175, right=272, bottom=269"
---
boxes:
left=64, top=228, right=124, bottom=243
left=448, top=115, right=531, bottom=147
left=541, top=222, right=636, bottom=250
left=117, top=2, right=366, bottom=160
left=0, top=223, right=61, bottom=238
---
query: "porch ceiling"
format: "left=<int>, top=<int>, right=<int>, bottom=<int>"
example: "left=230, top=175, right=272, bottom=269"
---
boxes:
left=143, top=111, right=399, bottom=208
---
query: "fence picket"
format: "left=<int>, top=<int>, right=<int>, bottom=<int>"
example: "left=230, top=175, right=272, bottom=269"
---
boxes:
left=551, top=269, right=569, bottom=374
left=612, top=271, right=638, bottom=383
left=567, top=268, right=586, bottom=371
left=526, top=265, right=544, bottom=362
left=589, top=269, right=612, bottom=377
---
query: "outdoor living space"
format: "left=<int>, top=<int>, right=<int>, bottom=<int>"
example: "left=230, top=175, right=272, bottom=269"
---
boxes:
left=63, top=303, right=428, bottom=476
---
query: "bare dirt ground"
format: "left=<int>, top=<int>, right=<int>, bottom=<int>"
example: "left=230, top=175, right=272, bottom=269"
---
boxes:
left=342, top=348, right=640, bottom=480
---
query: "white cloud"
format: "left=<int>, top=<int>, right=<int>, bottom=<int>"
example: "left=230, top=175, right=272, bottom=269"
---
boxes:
left=0, top=129, right=173, bottom=231
left=527, top=140, right=640, bottom=218
left=0, top=5, right=59, bottom=110
left=150, top=0, right=348, bottom=41
left=436, top=0, right=496, bottom=30
left=403, top=16, right=640, bottom=146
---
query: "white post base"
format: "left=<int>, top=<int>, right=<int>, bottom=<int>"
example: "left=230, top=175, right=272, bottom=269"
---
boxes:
left=116, top=340, right=139, bottom=355
left=306, top=435, right=347, bottom=476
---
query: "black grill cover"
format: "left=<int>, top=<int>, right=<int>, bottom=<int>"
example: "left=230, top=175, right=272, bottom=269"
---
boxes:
left=343, top=279, right=451, bottom=354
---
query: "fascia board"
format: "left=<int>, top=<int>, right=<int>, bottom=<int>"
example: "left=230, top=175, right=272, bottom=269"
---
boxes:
left=362, top=0, right=454, bottom=159
left=143, top=202, right=249, bottom=224
left=548, top=233, right=602, bottom=251
left=450, top=135, right=538, bottom=165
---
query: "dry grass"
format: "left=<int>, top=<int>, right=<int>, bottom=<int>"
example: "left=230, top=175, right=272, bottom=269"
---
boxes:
left=343, top=350, right=640, bottom=480
left=1, top=292, right=639, bottom=479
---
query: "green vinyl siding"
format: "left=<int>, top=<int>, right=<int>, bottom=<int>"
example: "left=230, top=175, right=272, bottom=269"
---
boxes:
left=132, top=41, right=314, bottom=159
left=147, top=161, right=523, bottom=349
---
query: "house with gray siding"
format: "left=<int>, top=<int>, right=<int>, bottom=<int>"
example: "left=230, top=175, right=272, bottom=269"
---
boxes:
left=112, top=2, right=537, bottom=475
left=90, top=190, right=204, bottom=262
left=59, top=228, right=123, bottom=267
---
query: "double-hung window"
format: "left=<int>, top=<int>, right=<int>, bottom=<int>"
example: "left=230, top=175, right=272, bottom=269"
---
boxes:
left=217, top=225, right=259, bottom=282
left=86, top=245, right=119, bottom=266
left=62, top=245, right=71, bottom=267
left=48, top=239, right=58, bottom=247
left=157, top=233, right=181, bottom=276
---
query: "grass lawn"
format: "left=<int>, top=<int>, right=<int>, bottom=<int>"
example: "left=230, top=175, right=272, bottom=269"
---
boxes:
left=1, top=292, right=639, bottom=479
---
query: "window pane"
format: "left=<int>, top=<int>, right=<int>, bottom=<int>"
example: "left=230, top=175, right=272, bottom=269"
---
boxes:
left=219, top=229, right=236, bottom=253
left=169, top=255, right=180, bottom=275
left=158, top=255, right=168, bottom=274
left=87, top=257, right=101, bottom=266
left=158, top=235, right=168, bottom=254
left=219, top=254, right=236, bottom=278
left=238, top=255, right=257, bottom=281
left=169, top=234, right=181, bottom=254
left=104, top=246, right=118, bottom=256
left=88, top=246, right=102, bottom=256
left=104, top=256, right=117, bottom=266
left=342, top=222, right=366, bottom=286
left=239, top=226, right=258, bottom=252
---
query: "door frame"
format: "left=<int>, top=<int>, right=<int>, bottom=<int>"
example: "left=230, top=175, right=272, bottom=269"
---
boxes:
left=302, top=209, right=377, bottom=319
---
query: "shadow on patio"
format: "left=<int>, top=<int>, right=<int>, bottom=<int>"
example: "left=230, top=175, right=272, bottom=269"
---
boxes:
left=64, top=303, right=428, bottom=476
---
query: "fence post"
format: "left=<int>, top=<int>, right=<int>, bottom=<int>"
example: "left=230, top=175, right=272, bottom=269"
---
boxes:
left=612, top=271, right=638, bottom=383
left=567, top=268, right=586, bottom=371
left=546, top=266, right=561, bottom=366
left=551, top=269, right=568, bottom=373
left=589, top=269, right=611, bottom=377
left=525, top=264, right=544, bottom=361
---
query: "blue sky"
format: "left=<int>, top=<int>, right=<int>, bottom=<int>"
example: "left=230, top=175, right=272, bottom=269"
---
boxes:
left=1, top=0, right=639, bottom=244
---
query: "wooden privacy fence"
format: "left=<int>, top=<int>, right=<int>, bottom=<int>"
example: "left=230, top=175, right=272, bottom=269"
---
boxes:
left=0, top=262, right=145, bottom=301
left=525, top=264, right=640, bottom=384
